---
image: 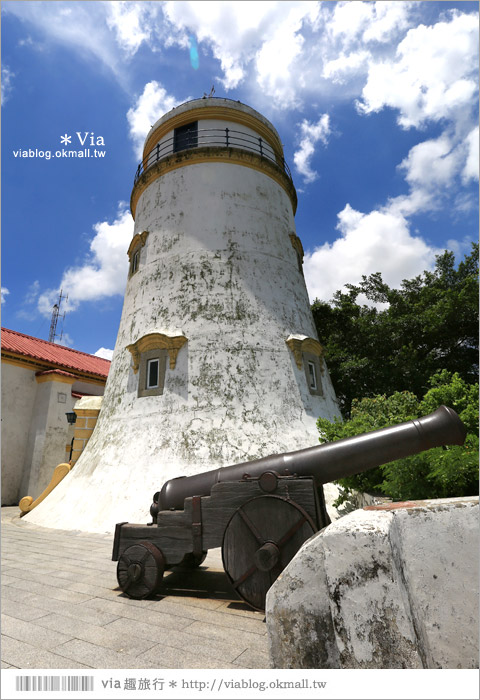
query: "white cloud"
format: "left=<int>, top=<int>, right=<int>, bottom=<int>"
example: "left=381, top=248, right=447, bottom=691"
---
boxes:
left=394, top=126, right=479, bottom=214
left=357, top=11, right=479, bottom=129
left=162, top=0, right=282, bottom=89
left=327, top=1, right=414, bottom=46
left=462, top=127, right=479, bottom=183
left=38, top=205, right=133, bottom=316
left=254, top=3, right=319, bottom=108
left=127, top=81, right=189, bottom=159
left=162, top=1, right=319, bottom=104
left=400, top=135, right=462, bottom=189
left=105, top=1, right=152, bottom=56
left=1, top=66, right=15, bottom=105
left=2, top=1, right=135, bottom=87
left=303, top=202, right=441, bottom=303
left=322, top=50, right=370, bottom=83
left=15, top=280, right=41, bottom=320
left=293, top=114, right=330, bottom=184
left=54, top=332, right=73, bottom=348
left=94, top=347, right=114, bottom=361
left=1, top=287, right=10, bottom=304
left=23, top=280, right=40, bottom=305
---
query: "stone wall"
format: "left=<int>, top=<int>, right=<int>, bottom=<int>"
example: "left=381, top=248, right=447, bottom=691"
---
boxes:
left=266, top=496, right=479, bottom=669
left=1, top=363, right=37, bottom=504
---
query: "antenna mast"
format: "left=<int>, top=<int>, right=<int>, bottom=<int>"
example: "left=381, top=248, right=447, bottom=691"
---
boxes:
left=48, top=289, right=68, bottom=343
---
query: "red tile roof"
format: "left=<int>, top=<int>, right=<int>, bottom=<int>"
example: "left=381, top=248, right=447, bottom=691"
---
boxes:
left=1, top=327, right=110, bottom=379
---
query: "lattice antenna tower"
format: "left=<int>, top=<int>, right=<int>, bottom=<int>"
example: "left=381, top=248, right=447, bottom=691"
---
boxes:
left=48, top=289, right=68, bottom=343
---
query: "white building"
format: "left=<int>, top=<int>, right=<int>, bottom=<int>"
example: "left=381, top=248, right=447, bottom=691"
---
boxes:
left=1, top=327, right=110, bottom=505
left=25, top=97, right=340, bottom=533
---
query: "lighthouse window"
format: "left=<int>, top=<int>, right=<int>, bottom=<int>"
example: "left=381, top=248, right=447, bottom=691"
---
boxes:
left=307, top=362, right=317, bottom=390
left=303, top=351, right=323, bottom=397
left=130, top=250, right=140, bottom=276
left=146, top=359, right=159, bottom=389
left=137, top=349, right=167, bottom=398
left=173, top=121, right=198, bottom=153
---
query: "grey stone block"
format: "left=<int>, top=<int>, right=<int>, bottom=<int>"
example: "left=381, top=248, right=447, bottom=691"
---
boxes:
left=232, top=647, right=272, bottom=669
left=51, top=639, right=156, bottom=670
left=104, top=617, right=250, bottom=664
left=2, top=587, right=42, bottom=604
left=1, top=598, right=50, bottom=622
left=136, top=642, right=239, bottom=669
left=21, top=595, right=121, bottom=626
left=33, top=613, right=157, bottom=656
left=79, top=597, right=194, bottom=630
left=1, top=636, right=91, bottom=669
left=6, top=578, right=96, bottom=604
left=2, top=614, right=74, bottom=650
left=2, top=568, right=71, bottom=586
left=266, top=496, right=479, bottom=670
left=185, top=621, right=268, bottom=653
left=147, top=598, right=267, bottom=634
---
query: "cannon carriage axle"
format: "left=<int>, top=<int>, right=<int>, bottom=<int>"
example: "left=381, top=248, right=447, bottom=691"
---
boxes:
left=112, top=406, right=466, bottom=611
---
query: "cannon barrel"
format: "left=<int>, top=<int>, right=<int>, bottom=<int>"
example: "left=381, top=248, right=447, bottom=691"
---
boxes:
left=158, top=405, right=467, bottom=511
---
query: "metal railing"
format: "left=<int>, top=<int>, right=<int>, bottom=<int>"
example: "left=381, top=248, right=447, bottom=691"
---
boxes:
left=134, top=127, right=294, bottom=186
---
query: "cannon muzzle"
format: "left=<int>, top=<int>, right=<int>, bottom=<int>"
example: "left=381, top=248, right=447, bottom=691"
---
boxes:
left=158, top=405, right=467, bottom=511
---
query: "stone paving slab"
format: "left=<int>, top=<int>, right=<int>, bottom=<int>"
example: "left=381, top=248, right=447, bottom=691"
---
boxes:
left=46, top=638, right=159, bottom=670
left=30, top=613, right=159, bottom=657
left=1, top=598, right=51, bottom=623
left=103, top=616, right=255, bottom=665
left=135, top=643, right=240, bottom=670
left=1, top=614, right=74, bottom=651
left=1, top=507, right=270, bottom=670
left=1, top=636, right=92, bottom=670
left=14, top=594, right=123, bottom=627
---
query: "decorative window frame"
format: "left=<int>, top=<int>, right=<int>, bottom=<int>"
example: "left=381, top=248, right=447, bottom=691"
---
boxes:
left=127, top=230, right=149, bottom=277
left=126, top=331, right=188, bottom=398
left=286, top=334, right=324, bottom=397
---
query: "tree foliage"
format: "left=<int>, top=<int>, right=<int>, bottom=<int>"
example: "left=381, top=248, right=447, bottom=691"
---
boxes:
left=317, top=371, right=479, bottom=504
left=312, top=243, right=479, bottom=417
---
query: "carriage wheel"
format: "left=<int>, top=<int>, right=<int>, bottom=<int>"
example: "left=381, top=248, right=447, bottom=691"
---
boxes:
left=221, top=495, right=316, bottom=612
left=116, top=541, right=165, bottom=599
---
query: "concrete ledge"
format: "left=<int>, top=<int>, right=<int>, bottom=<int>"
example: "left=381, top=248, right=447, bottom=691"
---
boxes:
left=266, top=496, right=479, bottom=669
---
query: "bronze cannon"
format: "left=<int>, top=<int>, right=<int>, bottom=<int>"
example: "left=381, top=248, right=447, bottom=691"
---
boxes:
left=112, top=405, right=466, bottom=611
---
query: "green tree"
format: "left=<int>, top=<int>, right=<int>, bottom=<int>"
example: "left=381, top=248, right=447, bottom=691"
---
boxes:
left=317, top=371, right=479, bottom=504
left=312, top=244, right=479, bottom=417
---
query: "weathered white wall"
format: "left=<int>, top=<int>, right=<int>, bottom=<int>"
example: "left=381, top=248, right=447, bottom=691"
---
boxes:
left=25, top=100, right=340, bottom=534
left=73, top=380, right=104, bottom=396
left=266, top=497, right=479, bottom=669
left=1, top=362, right=101, bottom=505
left=1, top=363, right=37, bottom=504
left=20, top=378, right=77, bottom=501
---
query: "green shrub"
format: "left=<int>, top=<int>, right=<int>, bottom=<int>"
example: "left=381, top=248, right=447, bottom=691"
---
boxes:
left=317, top=371, right=479, bottom=505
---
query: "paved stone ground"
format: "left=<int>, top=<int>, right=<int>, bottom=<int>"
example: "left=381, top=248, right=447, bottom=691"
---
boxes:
left=1, top=507, right=270, bottom=670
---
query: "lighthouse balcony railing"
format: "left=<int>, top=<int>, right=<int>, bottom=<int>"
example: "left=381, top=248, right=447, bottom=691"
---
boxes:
left=134, top=128, right=294, bottom=186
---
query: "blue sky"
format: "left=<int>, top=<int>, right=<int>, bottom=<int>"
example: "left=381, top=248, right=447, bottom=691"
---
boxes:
left=1, top=1, right=478, bottom=359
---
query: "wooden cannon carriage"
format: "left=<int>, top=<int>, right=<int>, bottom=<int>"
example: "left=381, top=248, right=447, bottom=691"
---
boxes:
left=112, top=406, right=466, bottom=611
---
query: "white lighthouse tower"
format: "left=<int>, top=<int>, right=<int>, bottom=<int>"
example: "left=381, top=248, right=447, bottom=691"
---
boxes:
left=26, top=98, right=339, bottom=533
